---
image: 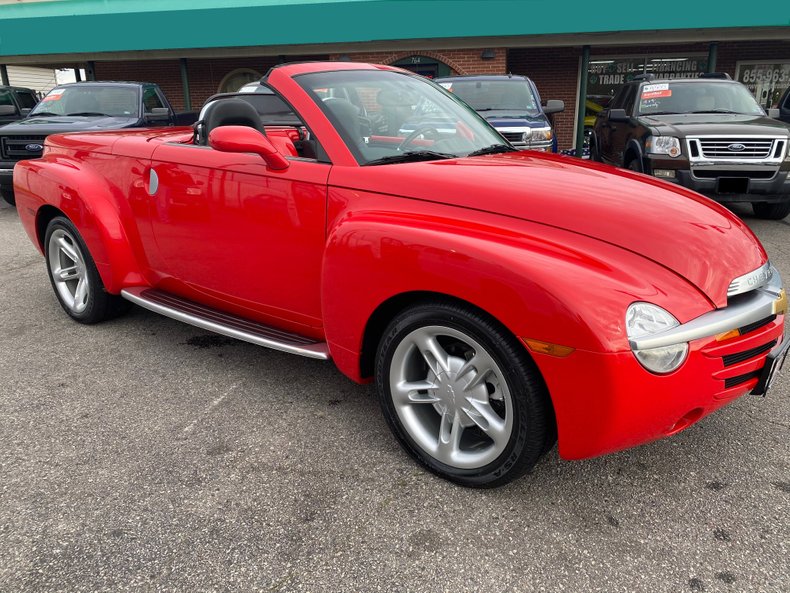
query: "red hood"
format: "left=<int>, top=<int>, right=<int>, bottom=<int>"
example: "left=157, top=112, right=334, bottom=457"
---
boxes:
left=331, top=152, right=766, bottom=307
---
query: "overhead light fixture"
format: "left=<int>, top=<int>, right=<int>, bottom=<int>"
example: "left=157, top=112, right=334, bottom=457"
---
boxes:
left=481, top=49, right=496, bottom=60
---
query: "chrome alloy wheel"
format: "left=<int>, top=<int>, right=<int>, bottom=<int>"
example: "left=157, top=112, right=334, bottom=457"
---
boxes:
left=47, top=228, right=90, bottom=314
left=389, top=326, right=514, bottom=469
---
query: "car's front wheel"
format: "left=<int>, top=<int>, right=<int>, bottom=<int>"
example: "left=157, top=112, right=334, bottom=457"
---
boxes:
left=375, top=302, right=554, bottom=487
left=752, top=201, right=790, bottom=220
left=44, top=216, right=130, bottom=323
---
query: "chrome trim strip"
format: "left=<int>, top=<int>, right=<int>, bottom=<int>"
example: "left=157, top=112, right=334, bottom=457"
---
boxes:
left=728, top=262, right=773, bottom=297
left=630, top=266, right=783, bottom=350
left=121, top=287, right=330, bottom=360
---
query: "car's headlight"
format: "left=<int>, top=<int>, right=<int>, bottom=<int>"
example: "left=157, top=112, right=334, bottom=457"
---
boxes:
left=528, top=128, right=553, bottom=143
left=646, top=135, right=681, bottom=157
left=626, top=302, right=688, bottom=374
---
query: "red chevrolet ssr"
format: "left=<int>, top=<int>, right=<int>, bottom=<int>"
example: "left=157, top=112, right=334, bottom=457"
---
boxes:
left=13, top=62, right=789, bottom=487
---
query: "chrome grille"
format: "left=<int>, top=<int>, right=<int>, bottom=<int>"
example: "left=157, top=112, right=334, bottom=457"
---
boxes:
left=688, top=137, right=787, bottom=162
left=0, top=135, right=46, bottom=161
left=500, top=131, right=525, bottom=144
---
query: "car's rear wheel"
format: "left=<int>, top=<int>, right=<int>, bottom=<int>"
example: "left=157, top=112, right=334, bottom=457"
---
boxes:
left=44, top=216, right=130, bottom=324
left=752, top=201, right=790, bottom=220
left=0, top=188, right=15, bottom=206
left=375, top=301, right=553, bottom=488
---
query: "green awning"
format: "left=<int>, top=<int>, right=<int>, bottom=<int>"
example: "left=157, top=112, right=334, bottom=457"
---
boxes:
left=1, top=0, right=789, bottom=58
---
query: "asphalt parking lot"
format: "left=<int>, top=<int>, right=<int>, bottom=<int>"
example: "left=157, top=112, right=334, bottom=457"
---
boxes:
left=0, top=198, right=788, bottom=593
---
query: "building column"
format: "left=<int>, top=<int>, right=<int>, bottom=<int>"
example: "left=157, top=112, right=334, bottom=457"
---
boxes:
left=707, top=42, right=718, bottom=73
left=575, top=45, right=590, bottom=158
left=0, top=65, right=9, bottom=86
left=179, top=58, right=192, bottom=111
left=74, top=68, right=82, bottom=82
left=86, top=61, right=96, bottom=81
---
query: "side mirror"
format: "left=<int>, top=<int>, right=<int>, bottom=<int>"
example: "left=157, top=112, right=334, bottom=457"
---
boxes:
left=209, top=125, right=290, bottom=171
left=0, top=105, right=18, bottom=116
left=767, top=108, right=780, bottom=119
left=144, top=107, right=171, bottom=122
left=608, top=109, right=630, bottom=123
left=543, top=99, right=565, bottom=114
left=20, top=108, right=32, bottom=116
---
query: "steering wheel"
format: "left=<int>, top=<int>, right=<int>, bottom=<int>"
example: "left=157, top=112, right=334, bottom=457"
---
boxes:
left=397, top=125, right=442, bottom=151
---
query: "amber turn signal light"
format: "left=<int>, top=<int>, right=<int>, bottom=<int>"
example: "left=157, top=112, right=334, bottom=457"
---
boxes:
left=774, top=289, right=787, bottom=316
left=523, top=339, right=575, bottom=357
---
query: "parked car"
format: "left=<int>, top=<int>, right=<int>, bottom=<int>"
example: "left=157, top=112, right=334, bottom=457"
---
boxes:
left=0, top=85, right=39, bottom=126
left=0, top=81, right=197, bottom=206
left=435, top=74, right=564, bottom=152
left=13, top=62, right=788, bottom=487
left=777, top=86, right=790, bottom=124
left=589, top=74, right=790, bottom=220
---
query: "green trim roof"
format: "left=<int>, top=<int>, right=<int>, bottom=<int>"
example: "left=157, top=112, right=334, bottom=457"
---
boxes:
left=1, top=0, right=789, bottom=57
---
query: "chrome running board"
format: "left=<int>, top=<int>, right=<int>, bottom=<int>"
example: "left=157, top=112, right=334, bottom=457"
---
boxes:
left=121, top=287, right=330, bottom=360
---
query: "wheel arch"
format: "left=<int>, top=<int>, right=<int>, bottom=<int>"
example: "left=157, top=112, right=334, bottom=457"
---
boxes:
left=624, top=139, right=644, bottom=168
left=16, top=155, right=148, bottom=294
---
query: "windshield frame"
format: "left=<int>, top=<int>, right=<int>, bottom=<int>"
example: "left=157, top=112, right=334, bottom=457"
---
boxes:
left=635, top=80, right=765, bottom=117
left=293, top=69, right=511, bottom=166
left=28, top=84, right=142, bottom=118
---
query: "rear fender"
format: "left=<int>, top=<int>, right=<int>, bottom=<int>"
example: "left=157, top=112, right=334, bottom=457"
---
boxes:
left=14, top=154, right=146, bottom=293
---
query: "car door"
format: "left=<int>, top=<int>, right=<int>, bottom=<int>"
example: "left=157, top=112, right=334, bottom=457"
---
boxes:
left=146, top=141, right=330, bottom=330
left=608, top=85, right=637, bottom=166
left=598, top=86, right=629, bottom=163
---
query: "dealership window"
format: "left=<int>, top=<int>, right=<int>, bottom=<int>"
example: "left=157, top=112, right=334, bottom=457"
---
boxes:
left=218, top=68, right=262, bottom=93
left=736, top=61, right=790, bottom=109
left=583, top=54, right=708, bottom=133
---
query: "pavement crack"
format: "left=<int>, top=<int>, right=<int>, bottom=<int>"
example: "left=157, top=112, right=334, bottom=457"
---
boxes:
left=181, top=383, right=238, bottom=435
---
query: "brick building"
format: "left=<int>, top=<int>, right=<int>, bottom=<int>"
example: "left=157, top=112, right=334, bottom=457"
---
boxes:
left=1, top=1, right=789, bottom=150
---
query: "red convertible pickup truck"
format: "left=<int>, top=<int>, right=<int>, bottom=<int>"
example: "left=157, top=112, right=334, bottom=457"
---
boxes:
left=14, top=62, right=788, bottom=487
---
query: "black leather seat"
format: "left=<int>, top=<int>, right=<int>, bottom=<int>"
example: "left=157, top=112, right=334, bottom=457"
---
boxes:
left=197, top=98, right=267, bottom=146
left=323, top=97, right=363, bottom=146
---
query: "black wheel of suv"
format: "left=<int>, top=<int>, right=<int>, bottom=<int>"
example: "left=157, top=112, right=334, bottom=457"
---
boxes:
left=627, top=158, right=643, bottom=173
left=752, top=201, right=790, bottom=220
left=44, top=216, right=131, bottom=324
left=589, top=135, right=601, bottom=162
left=0, top=188, right=15, bottom=206
left=375, top=301, right=554, bottom=488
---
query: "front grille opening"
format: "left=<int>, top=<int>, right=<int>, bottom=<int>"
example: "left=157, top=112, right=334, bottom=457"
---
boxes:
left=774, top=141, right=784, bottom=159
left=722, top=340, right=777, bottom=367
left=693, top=169, right=777, bottom=180
left=724, top=371, right=761, bottom=389
left=739, top=315, right=776, bottom=336
left=689, top=141, right=700, bottom=158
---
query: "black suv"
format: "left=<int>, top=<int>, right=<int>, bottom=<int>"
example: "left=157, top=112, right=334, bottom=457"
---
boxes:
left=590, top=74, right=790, bottom=220
left=0, top=86, right=39, bottom=126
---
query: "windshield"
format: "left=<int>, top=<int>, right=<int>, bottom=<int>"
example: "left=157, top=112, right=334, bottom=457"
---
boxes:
left=296, top=70, right=509, bottom=165
left=637, top=81, right=764, bottom=116
left=29, top=86, right=140, bottom=117
left=438, top=79, right=540, bottom=116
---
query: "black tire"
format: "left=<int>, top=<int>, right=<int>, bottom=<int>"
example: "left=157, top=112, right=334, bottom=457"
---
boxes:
left=752, top=201, right=790, bottom=220
left=627, top=158, right=643, bottom=173
left=589, top=135, right=601, bottom=162
left=44, top=216, right=131, bottom=324
left=375, top=301, right=555, bottom=488
left=0, top=188, right=15, bottom=206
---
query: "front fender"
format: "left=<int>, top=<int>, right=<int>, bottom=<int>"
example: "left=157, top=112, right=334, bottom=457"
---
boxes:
left=14, top=153, right=146, bottom=293
left=321, top=189, right=712, bottom=380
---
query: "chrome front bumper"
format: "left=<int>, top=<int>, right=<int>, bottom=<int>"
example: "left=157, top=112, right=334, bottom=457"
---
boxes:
left=630, top=264, right=785, bottom=350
